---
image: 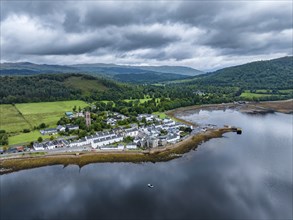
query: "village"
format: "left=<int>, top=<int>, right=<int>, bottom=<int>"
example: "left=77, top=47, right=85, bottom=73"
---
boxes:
left=32, top=111, right=194, bottom=152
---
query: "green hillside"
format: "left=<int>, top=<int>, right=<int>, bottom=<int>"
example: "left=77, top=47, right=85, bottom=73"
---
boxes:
left=0, top=74, right=121, bottom=104
left=188, top=56, right=293, bottom=89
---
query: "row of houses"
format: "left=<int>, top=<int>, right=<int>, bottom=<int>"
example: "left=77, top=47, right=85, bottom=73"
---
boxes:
left=33, top=139, right=70, bottom=151
left=40, top=124, right=79, bottom=135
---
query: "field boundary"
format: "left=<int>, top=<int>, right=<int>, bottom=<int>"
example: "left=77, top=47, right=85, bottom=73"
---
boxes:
left=13, top=105, right=33, bottom=129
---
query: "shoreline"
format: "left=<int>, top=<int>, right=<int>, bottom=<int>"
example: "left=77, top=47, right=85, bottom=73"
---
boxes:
left=167, top=99, right=293, bottom=118
left=0, top=127, right=235, bottom=175
left=1, top=99, right=291, bottom=175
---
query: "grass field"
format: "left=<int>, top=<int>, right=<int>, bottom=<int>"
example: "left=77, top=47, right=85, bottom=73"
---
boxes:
left=15, top=100, right=88, bottom=128
left=124, top=98, right=152, bottom=103
left=0, top=105, right=31, bottom=132
left=153, top=112, right=168, bottom=119
left=240, top=92, right=273, bottom=98
left=15, top=100, right=88, bottom=115
left=8, top=130, right=57, bottom=146
left=0, top=100, right=88, bottom=145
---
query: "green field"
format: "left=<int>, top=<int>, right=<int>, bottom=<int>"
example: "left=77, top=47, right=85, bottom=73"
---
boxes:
left=0, top=105, right=31, bottom=132
left=15, top=100, right=88, bottom=128
left=0, top=100, right=88, bottom=145
left=124, top=98, right=152, bottom=103
left=153, top=112, right=168, bottom=119
left=8, top=130, right=57, bottom=146
left=240, top=92, right=273, bottom=98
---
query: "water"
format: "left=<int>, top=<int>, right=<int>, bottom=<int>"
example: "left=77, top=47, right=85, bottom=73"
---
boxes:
left=1, top=110, right=292, bottom=220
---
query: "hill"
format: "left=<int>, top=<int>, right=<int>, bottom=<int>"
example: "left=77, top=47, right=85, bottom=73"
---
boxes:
left=184, top=56, right=293, bottom=89
left=0, top=62, right=78, bottom=75
left=1, top=62, right=202, bottom=83
left=0, top=74, right=121, bottom=104
left=133, top=65, right=203, bottom=76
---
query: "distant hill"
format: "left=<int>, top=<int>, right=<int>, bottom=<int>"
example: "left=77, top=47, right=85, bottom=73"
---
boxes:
left=0, top=62, right=78, bottom=75
left=113, top=72, right=189, bottom=83
left=71, top=63, right=203, bottom=76
left=132, top=65, right=203, bottom=76
left=184, top=56, right=293, bottom=89
left=1, top=62, right=202, bottom=83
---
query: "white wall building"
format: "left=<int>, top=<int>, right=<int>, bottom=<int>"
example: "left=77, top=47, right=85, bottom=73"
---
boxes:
left=126, top=143, right=137, bottom=149
left=125, top=128, right=139, bottom=137
left=100, top=145, right=124, bottom=151
left=91, top=135, right=123, bottom=149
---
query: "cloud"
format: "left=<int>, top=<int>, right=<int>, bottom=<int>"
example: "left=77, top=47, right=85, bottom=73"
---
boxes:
left=0, top=1, right=292, bottom=70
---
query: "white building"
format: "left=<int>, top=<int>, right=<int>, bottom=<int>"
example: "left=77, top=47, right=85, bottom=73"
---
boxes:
left=91, top=135, right=123, bottom=149
left=166, top=135, right=180, bottom=143
left=126, top=143, right=137, bottom=149
left=33, top=143, right=45, bottom=151
left=124, top=128, right=139, bottom=137
left=100, top=145, right=124, bottom=151
left=69, top=138, right=89, bottom=147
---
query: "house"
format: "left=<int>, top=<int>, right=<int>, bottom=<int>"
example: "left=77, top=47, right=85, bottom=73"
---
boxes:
left=126, top=143, right=137, bottom=149
left=45, top=142, right=56, bottom=150
left=69, top=138, right=89, bottom=147
left=147, top=137, right=159, bottom=148
left=16, top=146, right=24, bottom=152
left=75, top=112, right=84, bottom=117
left=66, top=124, right=79, bottom=131
left=91, top=135, right=123, bottom=149
left=56, top=125, right=66, bottom=132
left=138, top=114, right=155, bottom=122
left=40, top=128, right=58, bottom=135
left=166, top=134, right=180, bottom=143
left=124, top=128, right=139, bottom=137
left=65, top=112, right=73, bottom=117
left=158, top=137, right=167, bottom=146
left=100, top=145, right=124, bottom=151
left=33, top=143, right=45, bottom=151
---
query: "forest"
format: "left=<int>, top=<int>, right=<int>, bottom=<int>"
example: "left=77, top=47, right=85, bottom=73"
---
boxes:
left=0, top=56, right=292, bottom=106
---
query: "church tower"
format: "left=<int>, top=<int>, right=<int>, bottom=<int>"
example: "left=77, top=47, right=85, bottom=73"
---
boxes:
left=85, top=111, right=91, bottom=128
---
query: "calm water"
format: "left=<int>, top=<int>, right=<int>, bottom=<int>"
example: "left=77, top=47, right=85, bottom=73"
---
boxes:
left=1, top=110, right=292, bottom=220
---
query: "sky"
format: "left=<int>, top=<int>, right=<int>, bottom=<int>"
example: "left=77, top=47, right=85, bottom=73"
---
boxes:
left=0, top=0, right=292, bottom=71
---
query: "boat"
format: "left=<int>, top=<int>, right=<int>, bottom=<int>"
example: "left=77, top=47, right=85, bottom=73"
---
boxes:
left=147, top=184, right=154, bottom=188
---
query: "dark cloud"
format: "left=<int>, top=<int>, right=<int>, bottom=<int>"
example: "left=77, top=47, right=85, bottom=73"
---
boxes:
left=0, top=1, right=292, bottom=70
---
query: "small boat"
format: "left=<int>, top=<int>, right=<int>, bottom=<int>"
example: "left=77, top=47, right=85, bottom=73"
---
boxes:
left=147, top=184, right=154, bottom=188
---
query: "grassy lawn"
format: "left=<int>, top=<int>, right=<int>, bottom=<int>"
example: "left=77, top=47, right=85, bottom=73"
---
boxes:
left=0, top=104, right=31, bottom=132
left=279, top=89, right=293, bottom=94
left=240, top=92, right=274, bottom=98
left=9, top=130, right=57, bottom=145
left=153, top=112, right=168, bottom=119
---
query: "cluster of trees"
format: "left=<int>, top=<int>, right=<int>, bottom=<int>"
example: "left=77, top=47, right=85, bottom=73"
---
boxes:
left=0, top=130, right=8, bottom=145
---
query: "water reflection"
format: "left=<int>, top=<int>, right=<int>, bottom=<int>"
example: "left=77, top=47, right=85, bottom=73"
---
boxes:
left=1, top=111, right=292, bottom=220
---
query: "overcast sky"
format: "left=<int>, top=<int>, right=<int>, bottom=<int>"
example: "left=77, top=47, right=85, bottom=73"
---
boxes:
left=0, top=0, right=292, bottom=71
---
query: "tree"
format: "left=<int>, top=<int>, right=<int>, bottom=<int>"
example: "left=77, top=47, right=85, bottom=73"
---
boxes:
left=23, top=129, right=30, bottom=133
left=37, top=137, right=43, bottom=143
left=73, top=105, right=77, bottom=112
left=38, top=123, right=46, bottom=129
left=50, top=136, right=54, bottom=141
